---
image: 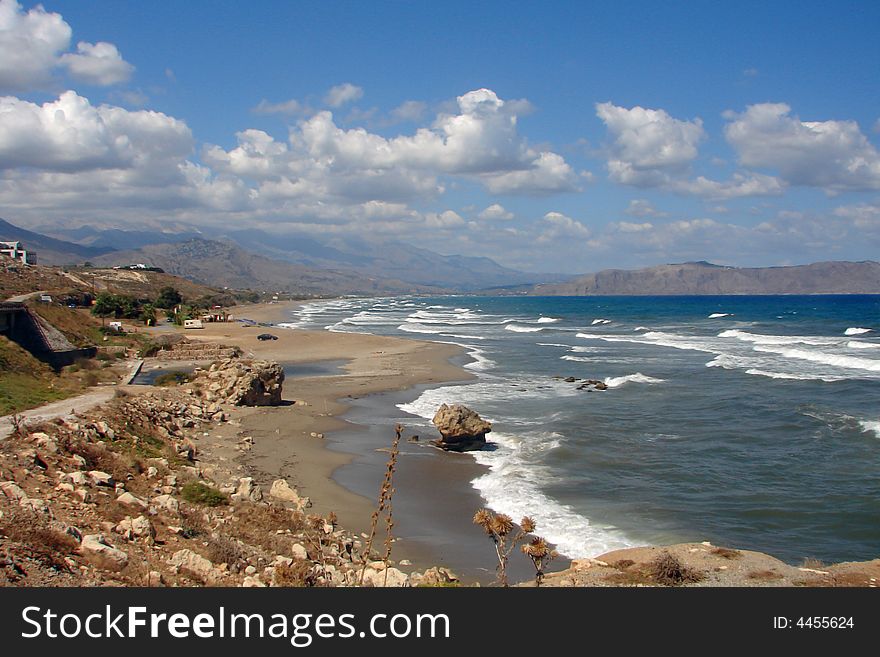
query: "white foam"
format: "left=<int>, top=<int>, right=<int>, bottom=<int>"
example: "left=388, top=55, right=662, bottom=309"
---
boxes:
left=603, top=373, right=665, bottom=388
left=561, top=355, right=591, bottom=363
left=537, top=342, right=570, bottom=348
left=860, top=420, right=880, bottom=438
left=718, top=329, right=839, bottom=346
left=708, top=313, right=732, bottom=318
left=634, top=326, right=650, bottom=332
left=752, top=345, right=880, bottom=372
left=848, top=341, right=880, bottom=350
left=505, top=324, right=544, bottom=333
left=537, top=316, right=560, bottom=323
left=845, top=327, right=873, bottom=336
left=591, top=318, right=612, bottom=325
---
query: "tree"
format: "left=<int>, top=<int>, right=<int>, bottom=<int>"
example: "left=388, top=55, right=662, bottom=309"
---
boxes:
left=92, top=293, right=117, bottom=324
left=155, top=286, right=182, bottom=309
left=140, top=303, right=157, bottom=326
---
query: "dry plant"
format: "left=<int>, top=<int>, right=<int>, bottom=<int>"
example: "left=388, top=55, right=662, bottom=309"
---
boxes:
left=648, top=551, right=703, bottom=586
left=9, top=414, right=27, bottom=438
left=474, top=509, right=553, bottom=586
left=359, top=423, right=402, bottom=586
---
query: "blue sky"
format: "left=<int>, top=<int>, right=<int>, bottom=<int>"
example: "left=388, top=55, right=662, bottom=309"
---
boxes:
left=1, top=0, right=879, bottom=273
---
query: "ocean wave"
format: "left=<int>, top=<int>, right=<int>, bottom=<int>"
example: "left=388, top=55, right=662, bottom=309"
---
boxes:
left=537, top=317, right=560, bottom=323
left=845, top=327, right=873, bottom=336
left=603, top=373, right=666, bottom=388
left=847, top=341, right=880, bottom=350
left=860, top=420, right=880, bottom=438
left=752, top=345, right=880, bottom=373
left=560, top=355, right=591, bottom=363
left=505, top=324, right=544, bottom=333
left=708, top=313, right=732, bottom=318
left=537, top=342, right=571, bottom=348
left=591, top=318, right=612, bottom=325
left=718, top=329, right=839, bottom=346
left=469, top=431, right=635, bottom=558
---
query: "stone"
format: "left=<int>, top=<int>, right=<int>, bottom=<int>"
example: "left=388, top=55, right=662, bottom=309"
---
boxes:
left=268, top=479, right=310, bottom=509
left=87, top=471, right=115, bottom=487
left=431, top=403, right=492, bottom=452
left=117, top=492, right=148, bottom=509
left=63, top=471, right=89, bottom=486
left=115, top=515, right=156, bottom=542
left=361, top=566, right=409, bottom=588
left=410, top=566, right=459, bottom=587
left=290, top=543, right=308, bottom=560
left=146, top=571, right=164, bottom=587
left=80, top=534, right=129, bottom=571
left=232, top=477, right=262, bottom=503
left=242, top=576, right=266, bottom=587
left=169, top=549, right=216, bottom=583
left=152, top=494, right=180, bottom=514
left=0, top=481, right=27, bottom=501
left=19, top=497, right=51, bottom=515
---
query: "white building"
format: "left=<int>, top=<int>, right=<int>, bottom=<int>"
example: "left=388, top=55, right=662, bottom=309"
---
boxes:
left=0, top=241, right=37, bottom=265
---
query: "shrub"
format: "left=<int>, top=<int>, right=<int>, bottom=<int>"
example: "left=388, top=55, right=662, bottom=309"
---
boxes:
left=181, top=482, right=228, bottom=507
left=153, top=371, right=192, bottom=387
left=648, top=552, right=703, bottom=586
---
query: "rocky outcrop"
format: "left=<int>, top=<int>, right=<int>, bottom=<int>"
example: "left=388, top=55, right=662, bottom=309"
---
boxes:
left=191, top=359, right=284, bottom=406
left=431, top=404, right=491, bottom=452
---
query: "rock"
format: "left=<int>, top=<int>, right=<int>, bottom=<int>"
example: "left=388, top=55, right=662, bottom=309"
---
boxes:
left=290, top=543, right=308, bottom=560
left=19, top=497, right=51, bottom=515
left=0, top=481, right=27, bottom=501
left=152, top=494, right=180, bottom=514
left=594, top=381, right=608, bottom=391
left=242, top=576, right=266, bottom=587
left=410, top=566, right=459, bottom=587
left=87, top=471, right=115, bottom=487
left=169, top=549, right=216, bottom=583
left=63, top=471, right=89, bottom=486
left=116, top=492, right=148, bottom=509
left=146, top=466, right=159, bottom=478
left=431, top=403, right=492, bottom=452
left=190, top=360, right=285, bottom=406
left=146, top=571, right=164, bottom=587
left=268, top=479, right=311, bottom=509
left=564, top=376, right=578, bottom=383
left=245, top=565, right=257, bottom=575
left=232, top=477, right=263, bottom=503
left=115, top=516, right=156, bottom=542
left=361, top=566, right=409, bottom=588
left=80, top=534, right=129, bottom=571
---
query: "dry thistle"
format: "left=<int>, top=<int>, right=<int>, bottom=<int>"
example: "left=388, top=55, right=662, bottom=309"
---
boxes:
left=359, top=423, right=402, bottom=586
left=472, top=509, right=539, bottom=586
left=522, top=536, right=558, bottom=586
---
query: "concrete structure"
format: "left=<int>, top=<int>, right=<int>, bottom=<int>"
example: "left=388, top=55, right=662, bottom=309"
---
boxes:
left=0, top=301, right=96, bottom=369
left=183, top=319, right=204, bottom=329
left=0, top=241, right=37, bottom=265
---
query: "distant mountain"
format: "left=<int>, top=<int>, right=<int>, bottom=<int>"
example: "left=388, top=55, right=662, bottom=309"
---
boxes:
left=219, top=229, right=565, bottom=291
left=91, top=238, right=442, bottom=295
left=532, top=261, right=880, bottom=295
left=43, top=224, right=203, bottom=251
left=0, top=218, right=113, bottom=264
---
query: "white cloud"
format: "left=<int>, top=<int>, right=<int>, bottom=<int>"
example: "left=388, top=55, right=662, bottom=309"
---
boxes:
left=615, top=221, right=654, bottom=232
left=390, top=100, right=426, bottom=123
left=425, top=209, right=465, bottom=228
left=252, top=98, right=305, bottom=115
left=596, top=102, right=705, bottom=185
left=0, top=0, right=71, bottom=91
left=0, top=91, right=192, bottom=172
left=724, top=103, right=880, bottom=192
left=324, top=82, right=363, bottom=107
left=477, top=203, right=513, bottom=221
left=538, top=211, right=590, bottom=242
left=625, top=199, right=666, bottom=217
left=670, top=172, right=785, bottom=199
left=59, top=41, right=133, bottom=86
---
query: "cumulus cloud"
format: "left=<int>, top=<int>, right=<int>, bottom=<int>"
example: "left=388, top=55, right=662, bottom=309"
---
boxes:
left=0, top=1, right=133, bottom=90
left=538, top=211, right=591, bottom=242
left=596, top=102, right=705, bottom=186
left=425, top=209, right=465, bottom=228
left=724, top=103, right=880, bottom=192
left=0, top=91, right=192, bottom=172
left=0, top=0, right=71, bottom=91
left=625, top=199, right=666, bottom=217
left=59, top=41, right=133, bottom=85
left=324, top=82, right=363, bottom=107
left=478, top=203, right=514, bottom=221
left=389, top=100, right=427, bottom=123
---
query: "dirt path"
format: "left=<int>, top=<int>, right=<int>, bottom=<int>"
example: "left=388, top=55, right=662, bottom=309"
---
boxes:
left=0, top=386, right=120, bottom=438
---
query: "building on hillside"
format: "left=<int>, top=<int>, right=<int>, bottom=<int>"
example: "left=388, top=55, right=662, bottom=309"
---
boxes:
left=0, top=240, right=37, bottom=265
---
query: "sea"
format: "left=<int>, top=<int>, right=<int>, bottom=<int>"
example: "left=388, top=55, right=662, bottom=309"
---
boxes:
left=280, top=295, right=880, bottom=565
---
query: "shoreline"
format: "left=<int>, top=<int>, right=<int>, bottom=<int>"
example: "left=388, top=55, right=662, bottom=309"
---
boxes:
left=167, top=299, right=499, bottom=578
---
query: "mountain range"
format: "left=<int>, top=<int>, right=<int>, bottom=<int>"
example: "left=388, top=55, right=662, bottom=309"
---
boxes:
left=531, top=260, right=880, bottom=295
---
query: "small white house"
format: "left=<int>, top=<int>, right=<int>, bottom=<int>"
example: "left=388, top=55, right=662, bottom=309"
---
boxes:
left=183, top=319, right=204, bottom=329
left=108, top=321, right=123, bottom=331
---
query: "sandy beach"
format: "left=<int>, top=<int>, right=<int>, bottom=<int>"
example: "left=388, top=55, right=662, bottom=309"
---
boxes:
left=143, top=300, right=506, bottom=578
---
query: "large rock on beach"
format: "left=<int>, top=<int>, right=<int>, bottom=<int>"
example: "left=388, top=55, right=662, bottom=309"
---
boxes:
left=190, top=359, right=285, bottom=406
left=431, top=404, right=491, bottom=452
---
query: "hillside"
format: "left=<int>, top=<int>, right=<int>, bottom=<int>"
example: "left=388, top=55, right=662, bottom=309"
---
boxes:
left=0, top=218, right=112, bottom=265
left=91, top=238, right=442, bottom=295
left=532, top=261, right=880, bottom=295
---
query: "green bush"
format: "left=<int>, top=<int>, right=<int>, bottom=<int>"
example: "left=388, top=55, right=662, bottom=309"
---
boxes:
left=181, top=482, right=228, bottom=507
left=153, top=371, right=192, bottom=386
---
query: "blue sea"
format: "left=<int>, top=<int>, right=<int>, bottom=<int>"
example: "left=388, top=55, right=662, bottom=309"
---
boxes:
left=281, top=295, right=880, bottom=565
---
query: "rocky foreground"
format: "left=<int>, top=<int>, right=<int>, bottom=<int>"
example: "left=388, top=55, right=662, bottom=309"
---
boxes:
left=0, top=359, right=457, bottom=587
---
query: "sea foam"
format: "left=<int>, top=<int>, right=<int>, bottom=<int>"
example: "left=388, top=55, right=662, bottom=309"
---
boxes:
left=845, top=327, right=873, bottom=336
left=603, top=373, right=666, bottom=388
left=708, top=313, right=732, bottom=318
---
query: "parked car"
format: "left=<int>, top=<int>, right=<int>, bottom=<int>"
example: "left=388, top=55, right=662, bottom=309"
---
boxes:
left=257, top=333, right=278, bottom=341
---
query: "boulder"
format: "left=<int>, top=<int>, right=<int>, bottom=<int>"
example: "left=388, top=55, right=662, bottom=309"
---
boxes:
left=80, top=534, right=129, bottom=571
left=152, top=494, right=180, bottom=514
left=431, top=403, right=492, bottom=452
left=189, top=360, right=285, bottom=407
left=116, top=492, right=148, bottom=510
left=115, top=515, right=156, bottom=542
left=410, top=566, right=459, bottom=587
left=169, top=549, right=216, bottom=583
left=268, top=479, right=311, bottom=509
left=0, top=481, right=27, bottom=501
left=232, top=477, right=263, bottom=503
left=361, top=566, right=409, bottom=588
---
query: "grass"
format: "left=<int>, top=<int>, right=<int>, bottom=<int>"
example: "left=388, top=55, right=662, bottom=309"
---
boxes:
left=153, top=371, right=192, bottom=386
left=181, top=481, right=229, bottom=507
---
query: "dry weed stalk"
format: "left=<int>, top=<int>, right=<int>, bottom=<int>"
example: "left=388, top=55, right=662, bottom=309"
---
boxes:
left=474, top=509, right=550, bottom=586
left=10, top=414, right=27, bottom=438
left=359, top=423, right=402, bottom=586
